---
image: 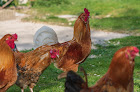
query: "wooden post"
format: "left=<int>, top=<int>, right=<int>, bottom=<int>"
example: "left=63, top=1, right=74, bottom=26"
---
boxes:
left=0, top=0, right=13, bottom=9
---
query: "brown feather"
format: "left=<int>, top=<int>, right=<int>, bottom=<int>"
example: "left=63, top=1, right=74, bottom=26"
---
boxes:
left=55, top=12, right=91, bottom=73
left=0, top=34, right=17, bottom=92
left=89, top=46, right=136, bottom=92
left=15, top=9, right=91, bottom=90
left=65, top=46, right=138, bottom=92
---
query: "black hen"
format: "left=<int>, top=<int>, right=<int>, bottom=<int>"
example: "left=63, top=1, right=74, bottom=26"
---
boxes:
left=65, top=69, right=88, bottom=92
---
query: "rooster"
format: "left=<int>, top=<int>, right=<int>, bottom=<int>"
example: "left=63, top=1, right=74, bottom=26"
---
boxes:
left=65, top=46, right=139, bottom=92
left=49, top=8, right=91, bottom=79
left=0, top=34, right=17, bottom=92
left=14, top=8, right=91, bottom=92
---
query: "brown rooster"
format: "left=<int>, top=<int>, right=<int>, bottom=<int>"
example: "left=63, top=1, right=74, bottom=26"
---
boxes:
left=51, top=8, right=91, bottom=79
left=14, top=8, right=91, bottom=92
left=65, top=46, right=139, bottom=92
left=0, top=34, right=17, bottom=92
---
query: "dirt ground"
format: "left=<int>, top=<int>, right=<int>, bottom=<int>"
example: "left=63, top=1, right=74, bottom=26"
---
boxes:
left=0, top=11, right=129, bottom=50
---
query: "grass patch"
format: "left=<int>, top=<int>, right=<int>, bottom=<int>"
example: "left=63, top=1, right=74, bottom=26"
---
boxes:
left=22, top=15, right=69, bottom=26
left=7, top=36, right=140, bottom=92
left=20, top=48, right=34, bottom=53
left=20, top=0, right=140, bottom=35
left=92, top=16, right=140, bottom=34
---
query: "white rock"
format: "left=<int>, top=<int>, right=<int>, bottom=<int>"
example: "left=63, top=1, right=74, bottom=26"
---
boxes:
left=33, top=26, right=59, bottom=49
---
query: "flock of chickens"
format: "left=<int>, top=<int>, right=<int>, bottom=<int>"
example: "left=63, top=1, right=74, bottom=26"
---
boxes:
left=0, top=8, right=139, bottom=92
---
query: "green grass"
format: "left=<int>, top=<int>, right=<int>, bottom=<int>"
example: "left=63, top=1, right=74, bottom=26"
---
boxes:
left=92, top=16, right=140, bottom=34
left=20, top=0, right=140, bottom=35
left=22, top=15, right=69, bottom=26
left=7, top=36, right=140, bottom=92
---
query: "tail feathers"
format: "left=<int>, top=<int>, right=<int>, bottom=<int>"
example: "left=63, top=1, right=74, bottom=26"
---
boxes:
left=65, top=71, right=85, bottom=92
left=80, top=67, right=88, bottom=88
left=33, top=26, right=59, bottom=49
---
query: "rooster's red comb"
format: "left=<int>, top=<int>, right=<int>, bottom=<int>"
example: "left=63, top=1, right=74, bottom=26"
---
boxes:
left=133, top=47, right=139, bottom=53
left=12, top=33, right=18, bottom=40
left=84, top=8, right=90, bottom=16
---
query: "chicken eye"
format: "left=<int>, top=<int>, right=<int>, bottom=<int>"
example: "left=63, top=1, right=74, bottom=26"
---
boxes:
left=83, top=15, right=86, bottom=17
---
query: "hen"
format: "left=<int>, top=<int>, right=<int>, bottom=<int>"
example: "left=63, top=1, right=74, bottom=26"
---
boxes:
left=0, top=34, right=17, bottom=92
left=15, top=48, right=59, bottom=92
left=65, top=46, right=139, bottom=92
left=65, top=68, right=88, bottom=92
left=14, top=8, right=91, bottom=92
left=5, top=33, right=24, bottom=66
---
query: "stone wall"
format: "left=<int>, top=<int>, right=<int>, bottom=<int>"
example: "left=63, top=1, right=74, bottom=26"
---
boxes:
left=0, top=10, right=15, bottom=21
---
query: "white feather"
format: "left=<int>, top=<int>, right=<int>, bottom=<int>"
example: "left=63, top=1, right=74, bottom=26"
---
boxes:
left=33, top=26, right=59, bottom=49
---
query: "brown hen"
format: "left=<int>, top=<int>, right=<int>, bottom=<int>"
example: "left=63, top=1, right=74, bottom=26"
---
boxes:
left=65, top=46, right=139, bottom=92
left=0, top=34, right=17, bottom=92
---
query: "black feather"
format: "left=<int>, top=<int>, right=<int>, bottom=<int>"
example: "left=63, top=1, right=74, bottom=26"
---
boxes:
left=65, top=71, right=85, bottom=92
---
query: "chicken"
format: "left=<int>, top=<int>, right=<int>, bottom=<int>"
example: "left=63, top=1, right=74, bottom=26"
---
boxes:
left=50, top=8, right=91, bottom=79
left=0, top=34, right=17, bottom=92
left=15, top=48, right=59, bottom=92
left=65, top=70, right=85, bottom=92
left=65, top=68, right=88, bottom=92
left=65, top=46, right=139, bottom=92
left=14, top=8, right=91, bottom=92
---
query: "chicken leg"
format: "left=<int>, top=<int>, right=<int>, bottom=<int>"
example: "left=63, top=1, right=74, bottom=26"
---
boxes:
left=58, top=64, right=79, bottom=79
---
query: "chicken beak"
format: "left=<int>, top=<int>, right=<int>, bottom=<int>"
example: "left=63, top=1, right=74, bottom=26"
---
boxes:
left=136, top=53, right=140, bottom=56
left=88, top=16, right=90, bottom=18
left=57, top=55, right=59, bottom=58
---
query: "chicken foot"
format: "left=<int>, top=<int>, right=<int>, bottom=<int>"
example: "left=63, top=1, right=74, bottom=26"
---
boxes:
left=58, top=64, right=79, bottom=79
left=58, top=72, right=68, bottom=79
